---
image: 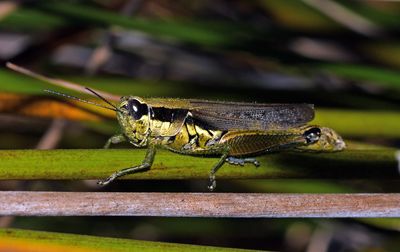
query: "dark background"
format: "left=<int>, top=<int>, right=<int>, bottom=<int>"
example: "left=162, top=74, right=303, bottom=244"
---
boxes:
left=0, top=1, right=400, bottom=251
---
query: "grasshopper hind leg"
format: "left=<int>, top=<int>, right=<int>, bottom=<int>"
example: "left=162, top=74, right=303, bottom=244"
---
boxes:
left=208, top=155, right=260, bottom=191
left=98, top=145, right=156, bottom=186
left=208, top=153, right=228, bottom=191
left=226, top=157, right=260, bottom=167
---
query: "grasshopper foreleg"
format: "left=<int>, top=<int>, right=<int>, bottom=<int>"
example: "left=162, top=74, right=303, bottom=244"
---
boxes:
left=98, top=145, right=156, bottom=186
left=104, top=134, right=126, bottom=149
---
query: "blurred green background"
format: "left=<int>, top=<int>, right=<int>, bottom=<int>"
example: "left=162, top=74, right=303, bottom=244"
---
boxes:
left=1, top=0, right=400, bottom=251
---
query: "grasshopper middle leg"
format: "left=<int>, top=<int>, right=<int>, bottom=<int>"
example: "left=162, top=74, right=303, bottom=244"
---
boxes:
left=98, top=145, right=156, bottom=186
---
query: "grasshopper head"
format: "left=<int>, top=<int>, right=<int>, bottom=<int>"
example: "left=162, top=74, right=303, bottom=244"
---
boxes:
left=298, top=126, right=346, bottom=152
left=117, top=96, right=152, bottom=147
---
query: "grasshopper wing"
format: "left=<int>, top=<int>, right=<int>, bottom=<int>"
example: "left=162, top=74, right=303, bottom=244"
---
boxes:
left=189, top=100, right=314, bottom=131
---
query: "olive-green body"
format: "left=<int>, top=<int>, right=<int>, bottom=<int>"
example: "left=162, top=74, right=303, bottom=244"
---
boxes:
left=8, top=62, right=345, bottom=190
left=117, top=96, right=345, bottom=157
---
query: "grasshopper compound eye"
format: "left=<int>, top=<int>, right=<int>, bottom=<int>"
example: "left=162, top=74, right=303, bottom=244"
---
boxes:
left=304, top=127, right=321, bottom=144
left=128, top=99, right=149, bottom=120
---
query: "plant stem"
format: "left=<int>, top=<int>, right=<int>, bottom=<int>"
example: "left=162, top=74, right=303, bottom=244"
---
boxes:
left=0, top=192, right=399, bottom=217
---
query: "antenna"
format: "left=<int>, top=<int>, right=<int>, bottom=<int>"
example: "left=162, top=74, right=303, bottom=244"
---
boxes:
left=85, top=87, right=120, bottom=112
left=44, top=89, right=117, bottom=112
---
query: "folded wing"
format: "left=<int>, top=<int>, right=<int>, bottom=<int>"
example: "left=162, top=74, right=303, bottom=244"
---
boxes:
left=189, top=100, right=314, bottom=131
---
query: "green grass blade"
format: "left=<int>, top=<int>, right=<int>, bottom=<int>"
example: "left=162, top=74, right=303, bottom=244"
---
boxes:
left=0, top=148, right=396, bottom=180
left=319, top=63, right=400, bottom=90
left=35, top=2, right=240, bottom=47
left=0, top=8, right=68, bottom=31
left=314, top=109, right=400, bottom=137
left=0, top=228, right=257, bottom=252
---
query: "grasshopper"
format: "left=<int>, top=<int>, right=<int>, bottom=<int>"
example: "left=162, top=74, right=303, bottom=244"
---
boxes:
left=8, top=63, right=345, bottom=190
